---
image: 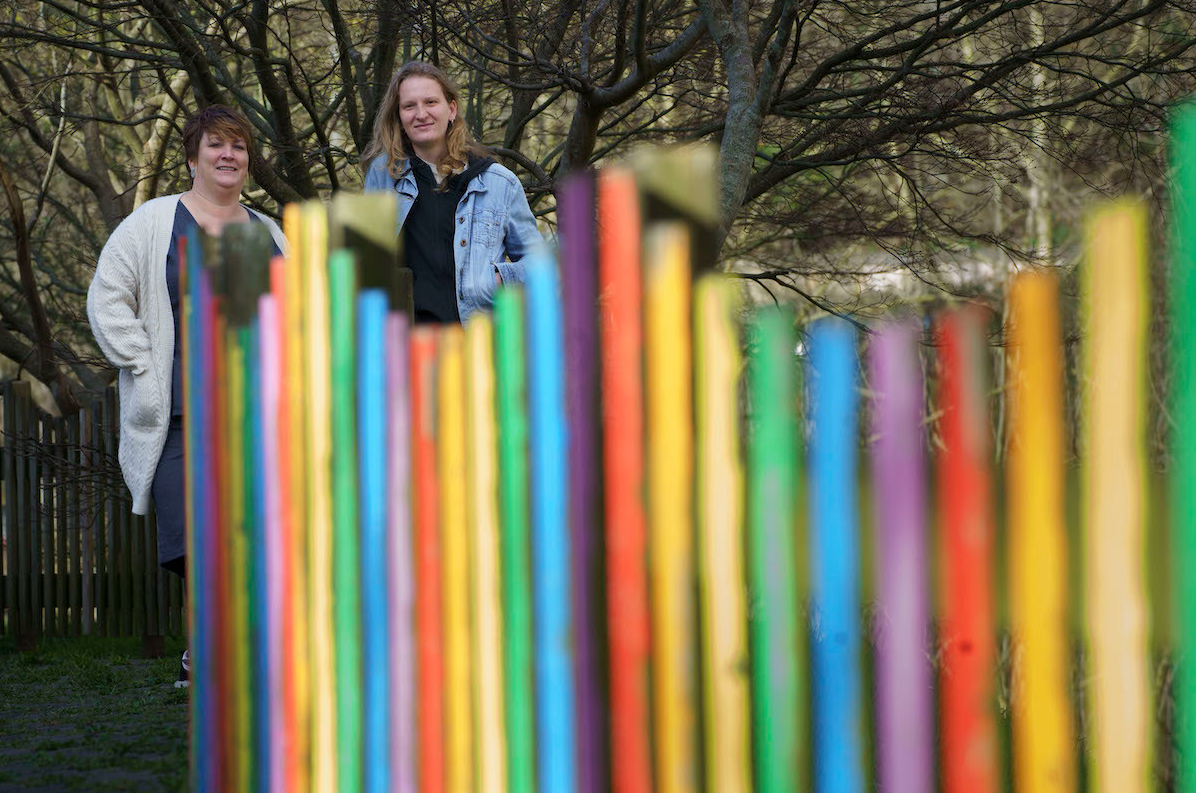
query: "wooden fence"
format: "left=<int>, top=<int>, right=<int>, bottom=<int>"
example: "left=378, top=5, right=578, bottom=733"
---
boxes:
left=0, top=380, right=185, bottom=653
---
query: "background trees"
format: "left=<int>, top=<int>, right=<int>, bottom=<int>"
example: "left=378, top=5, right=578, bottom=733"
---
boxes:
left=1, top=0, right=1194, bottom=416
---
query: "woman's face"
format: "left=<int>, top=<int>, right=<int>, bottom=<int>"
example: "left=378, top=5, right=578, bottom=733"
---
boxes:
left=398, top=76, right=457, bottom=155
left=189, top=131, right=249, bottom=194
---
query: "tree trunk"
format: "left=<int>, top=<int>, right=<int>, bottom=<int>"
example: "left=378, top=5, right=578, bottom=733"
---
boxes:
left=0, top=159, right=81, bottom=414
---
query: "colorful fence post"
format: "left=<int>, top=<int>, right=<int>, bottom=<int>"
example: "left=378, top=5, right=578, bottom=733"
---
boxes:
left=1082, top=199, right=1153, bottom=792
left=166, top=137, right=1196, bottom=793
left=695, top=274, right=751, bottom=793
left=746, top=306, right=805, bottom=793
left=1171, top=99, right=1196, bottom=793
left=807, top=317, right=865, bottom=793
left=493, top=287, right=537, bottom=793
left=525, top=249, right=577, bottom=793
left=869, top=321, right=933, bottom=793
left=644, top=222, right=699, bottom=793
left=1007, top=272, right=1076, bottom=793
left=936, top=306, right=1000, bottom=793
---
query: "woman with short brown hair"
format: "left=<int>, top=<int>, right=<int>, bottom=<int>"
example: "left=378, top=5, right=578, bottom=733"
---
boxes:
left=87, top=103, right=287, bottom=687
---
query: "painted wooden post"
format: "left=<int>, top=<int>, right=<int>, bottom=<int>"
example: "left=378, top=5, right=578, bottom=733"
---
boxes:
left=936, top=307, right=1000, bottom=793
left=302, top=201, right=337, bottom=793
left=1170, top=99, right=1196, bottom=793
left=329, top=249, right=363, bottom=793
left=644, top=223, right=698, bottom=793
left=807, top=318, right=865, bottom=793
left=746, top=307, right=805, bottom=793
left=279, top=205, right=311, bottom=793
left=559, top=171, right=605, bottom=793
left=526, top=249, right=578, bottom=793
left=410, top=325, right=445, bottom=793
left=386, top=312, right=417, bottom=793
left=870, top=321, right=933, bottom=793
left=494, top=288, right=537, bottom=793
left=439, top=325, right=474, bottom=793
left=597, top=166, right=652, bottom=793
left=465, top=314, right=508, bottom=793
left=694, top=274, right=751, bottom=793
left=357, top=289, right=390, bottom=793
left=1082, top=199, right=1153, bottom=792
left=1007, top=272, right=1075, bottom=793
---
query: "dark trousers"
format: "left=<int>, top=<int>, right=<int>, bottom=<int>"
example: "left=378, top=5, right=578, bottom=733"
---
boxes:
left=152, top=415, right=186, bottom=581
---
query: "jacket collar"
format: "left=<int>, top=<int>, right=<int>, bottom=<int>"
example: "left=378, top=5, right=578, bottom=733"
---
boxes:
left=391, top=152, right=492, bottom=198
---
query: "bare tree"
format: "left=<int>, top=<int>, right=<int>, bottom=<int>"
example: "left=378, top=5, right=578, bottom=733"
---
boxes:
left=0, top=0, right=1192, bottom=413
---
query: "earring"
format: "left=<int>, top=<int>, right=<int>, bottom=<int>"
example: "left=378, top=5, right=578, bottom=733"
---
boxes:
left=189, top=166, right=196, bottom=179
left=447, top=118, right=454, bottom=132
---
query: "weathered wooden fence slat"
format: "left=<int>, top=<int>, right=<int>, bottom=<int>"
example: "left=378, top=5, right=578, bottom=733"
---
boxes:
left=82, top=412, right=94, bottom=636
left=69, top=414, right=82, bottom=637
left=55, top=416, right=67, bottom=636
left=15, top=383, right=33, bottom=647
left=0, top=383, right=184, bottom=646
left=106, top=386, right=120, bottom=639
left=3, top=381, right=19, bottom=640
left=94, top=396, right=108, bottom=638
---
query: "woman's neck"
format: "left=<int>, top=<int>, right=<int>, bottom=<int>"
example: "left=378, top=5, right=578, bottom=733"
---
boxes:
left=181, top=184, right=247, bottom=235
left=411, top=140, right=447, bottom=165
left=186, top=183, right=243, bottom=219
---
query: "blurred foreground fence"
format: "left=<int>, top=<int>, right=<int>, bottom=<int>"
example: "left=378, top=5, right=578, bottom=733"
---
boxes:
left=0, top=380, right=185, bottom=653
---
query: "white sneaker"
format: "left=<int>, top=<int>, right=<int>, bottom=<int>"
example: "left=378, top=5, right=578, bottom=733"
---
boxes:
left=174, top=649, right=190, bottom=689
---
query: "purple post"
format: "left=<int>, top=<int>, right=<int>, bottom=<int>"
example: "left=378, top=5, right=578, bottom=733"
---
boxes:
left=558, top=170, right=604, bottom=793
left=386, top=313, right=416, bottom=793
left=870, top=321, right=933, bottom=793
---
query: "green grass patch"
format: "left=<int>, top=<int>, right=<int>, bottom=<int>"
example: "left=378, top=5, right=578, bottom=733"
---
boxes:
left=0, top=635, right=188, bottom=792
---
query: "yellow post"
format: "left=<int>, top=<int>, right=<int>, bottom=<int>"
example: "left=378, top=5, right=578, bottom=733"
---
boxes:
left=694, top=275, right=751, bottom=792
left=280, top=203, right=311, bottom=791
left=302, top=201, right=337, bottom=793
left=1082, top=200, right=1152, bottom=792
left=439, top=325, right=474, bottom=793
left=466, top=315, right=508, bottom=793
left=1007, top=272, right=1075, bottom=793
left=644, top=222, right=698, bottom=793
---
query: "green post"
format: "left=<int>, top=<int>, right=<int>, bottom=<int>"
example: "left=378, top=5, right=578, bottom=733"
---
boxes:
left=1171, top=98, right=1196, bottom=793
left=329, top=250, right=363, bottom=793
left=746, top=308, right=805, bottom=792
left=494, top=288, right=536, bottom=793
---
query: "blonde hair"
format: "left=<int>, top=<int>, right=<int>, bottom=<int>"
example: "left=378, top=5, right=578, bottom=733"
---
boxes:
left=362, top=62, right=486, bottom=183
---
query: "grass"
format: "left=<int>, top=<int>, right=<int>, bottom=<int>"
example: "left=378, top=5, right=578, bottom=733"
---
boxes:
left=0, top=634, right=188, bottom=792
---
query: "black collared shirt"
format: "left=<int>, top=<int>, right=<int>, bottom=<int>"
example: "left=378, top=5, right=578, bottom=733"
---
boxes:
left=404, top=154, right=494, bottom=323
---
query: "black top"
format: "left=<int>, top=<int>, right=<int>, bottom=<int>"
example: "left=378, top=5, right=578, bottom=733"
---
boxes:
left=405, top=154, right=494, bottom=324
left=165, top=201, right=281, bottom=415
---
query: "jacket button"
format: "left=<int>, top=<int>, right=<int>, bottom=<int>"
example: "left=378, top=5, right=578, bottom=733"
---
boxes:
left=460, top=239, right=467, bottom=246
left=458, top=217, right=464, bottom=224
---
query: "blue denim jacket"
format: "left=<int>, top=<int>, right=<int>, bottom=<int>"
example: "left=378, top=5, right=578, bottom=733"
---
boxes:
left=363, top=154, right=544, bottom=321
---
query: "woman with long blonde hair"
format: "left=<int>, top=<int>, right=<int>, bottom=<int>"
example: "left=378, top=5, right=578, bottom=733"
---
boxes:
left=363, top=61, right=543, bottom=322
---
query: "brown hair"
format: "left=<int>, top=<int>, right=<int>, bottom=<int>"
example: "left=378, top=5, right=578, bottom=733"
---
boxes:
left=182, top=104, right=256, bottom=169
left=362, top=61, right=486, bottom=182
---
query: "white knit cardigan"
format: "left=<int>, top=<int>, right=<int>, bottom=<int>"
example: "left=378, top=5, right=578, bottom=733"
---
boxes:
left=87, top=194, right=287, bottom=514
